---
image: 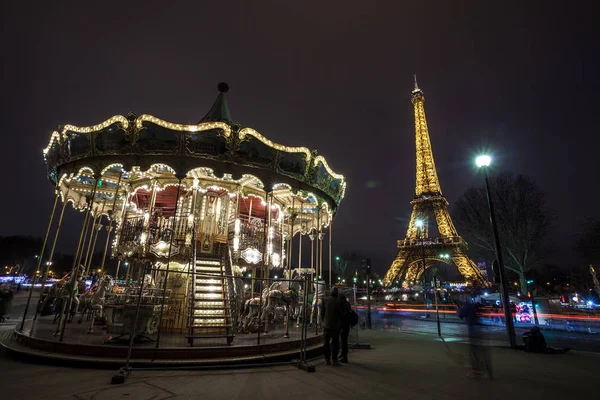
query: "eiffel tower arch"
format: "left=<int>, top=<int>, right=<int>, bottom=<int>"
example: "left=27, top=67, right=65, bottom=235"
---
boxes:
left=383, top=78, right=486, bottom=287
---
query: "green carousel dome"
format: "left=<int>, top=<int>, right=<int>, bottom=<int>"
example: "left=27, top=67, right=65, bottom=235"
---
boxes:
left=42, top=83, right=346, bottom=212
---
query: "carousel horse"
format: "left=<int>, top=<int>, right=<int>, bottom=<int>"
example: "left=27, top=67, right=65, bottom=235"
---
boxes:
left=260, top=279, right=301, bottom=333
left=53, top=266, right=84, bottom=336
left=309, top=278, right=326, bottom=328
left=86, top=275, right=114, bottom=333
left=143, top=273, right=156, bottom=289
left=239, top=281, right=281, bottom=332
left=280, top=270, right=305, bottom=325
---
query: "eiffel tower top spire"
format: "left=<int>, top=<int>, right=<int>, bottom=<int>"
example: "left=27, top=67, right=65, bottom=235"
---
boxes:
left=411, top=77, right=442, bottom=196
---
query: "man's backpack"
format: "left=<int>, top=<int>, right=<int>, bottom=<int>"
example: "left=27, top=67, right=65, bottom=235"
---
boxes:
left=348, top=309, right=359, bottom=328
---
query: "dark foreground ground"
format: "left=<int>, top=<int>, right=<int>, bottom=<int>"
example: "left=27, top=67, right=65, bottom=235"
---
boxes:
left=1, top=292, right=598, bottom=400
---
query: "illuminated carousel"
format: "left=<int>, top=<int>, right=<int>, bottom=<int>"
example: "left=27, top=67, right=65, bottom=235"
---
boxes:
left=10, top=83, right=346, bottom=364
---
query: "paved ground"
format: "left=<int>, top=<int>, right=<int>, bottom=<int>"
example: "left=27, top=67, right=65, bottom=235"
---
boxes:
left=1, top=292, right=598, bottom=399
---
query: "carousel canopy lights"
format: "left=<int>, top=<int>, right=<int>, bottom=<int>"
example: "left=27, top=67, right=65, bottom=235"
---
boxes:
left=42, top=83, right=346, bottom=213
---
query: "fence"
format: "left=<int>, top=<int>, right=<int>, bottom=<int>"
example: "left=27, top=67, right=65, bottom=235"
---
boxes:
left=20, top=270, right=367, bottom=366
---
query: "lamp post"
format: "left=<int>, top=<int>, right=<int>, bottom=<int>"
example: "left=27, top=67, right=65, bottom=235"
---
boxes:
left=416, top=219, right=428, bottom=317
left=476, top=155, right=516, bottom=348
left=526, top=279, right=540, bottom=325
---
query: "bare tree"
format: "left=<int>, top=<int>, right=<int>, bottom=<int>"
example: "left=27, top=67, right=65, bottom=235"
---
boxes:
left=453, top=173, right=552, bottom=292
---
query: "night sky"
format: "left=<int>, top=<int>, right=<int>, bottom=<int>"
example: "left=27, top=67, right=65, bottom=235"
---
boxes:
left=1, top=1, right=598, bottom=274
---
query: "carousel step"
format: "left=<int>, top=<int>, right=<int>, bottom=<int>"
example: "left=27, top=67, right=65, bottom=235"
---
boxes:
left=194, top=289, right=224, bottom=295
left=194, top=281, right=225, bottom=286
left=195, top=258, right=221, bottom=263
left=191, top=326, right=232, bottom=330
left=194, top=270, right=222, bottom=275
left=193, top=311, right=226, bottom=316
left=194, top=286, right=224, bottom=291
left=192, top=323, right=231, bottom=328
left=193, top=314, right=228, bottom=319
left=194, top=293, right=225, bottom=299
left=192, top=305, right=228, bottom=310
left=194, top=279, right=222, bottom=284
left=192, top=301, right=225, bottom=306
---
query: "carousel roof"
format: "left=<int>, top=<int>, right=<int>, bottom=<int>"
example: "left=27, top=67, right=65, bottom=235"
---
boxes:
left=42, top=83, right=346, bottom=211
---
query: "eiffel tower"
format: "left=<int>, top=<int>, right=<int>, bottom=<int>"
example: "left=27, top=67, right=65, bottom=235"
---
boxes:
left=383, top=77, right=486, bottom=287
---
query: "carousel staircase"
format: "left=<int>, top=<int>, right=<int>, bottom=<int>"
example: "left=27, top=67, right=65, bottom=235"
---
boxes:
left=188, top=255, right=234, bottom=346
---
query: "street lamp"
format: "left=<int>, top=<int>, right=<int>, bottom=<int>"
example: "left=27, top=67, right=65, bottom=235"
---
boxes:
left=476, top=154, right=516, bottom=348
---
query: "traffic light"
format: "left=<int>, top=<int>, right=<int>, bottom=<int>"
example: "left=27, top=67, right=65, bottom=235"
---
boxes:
left=365, top=258, right=372, bottom=275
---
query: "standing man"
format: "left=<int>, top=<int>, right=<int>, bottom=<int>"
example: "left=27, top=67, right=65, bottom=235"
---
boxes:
left=323, top=287, right=343, bottom=366
left=339, top=293, right=353, bottom=363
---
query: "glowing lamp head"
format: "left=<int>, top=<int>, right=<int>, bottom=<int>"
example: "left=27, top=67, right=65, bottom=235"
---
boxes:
left=415, top=219, right=424, bottom=228
left=476, top=155, right=492, bottom=167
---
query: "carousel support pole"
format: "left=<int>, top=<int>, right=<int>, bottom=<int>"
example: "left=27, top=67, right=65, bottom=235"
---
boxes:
left=251, top=268, right=255, bottom=298
left=263, top=190, right=272, bottom=335
left=188, top=223, right=197, bottom=346
left=318, top=211, right=322, bottom=280
left=257, top=277, right=264, bottom=345
left=298, top=204, right=303, bottom=271
left=32, top=189, right=70, bottom=331
left=114, top=259, right=122, bottom=281
left=19, top=189, right=59, bottom=332
left=112, top=261, right=149, bottom=385
left=74, top=211, right=93, bottom=276
left=99, top=172, right=122, bottom=274
left=319, top=219, right=324, bottom=284
left=125, top=260, right=131, bottom=282
left=60, top=178, right=99, bottom=342
left=155, top=177, right=183, bottom=349
left=314, top=209, right=321, bottom=336
left=84, top=203, right=104, bottom=276
left=309, top=224, right=315, bottom=332
left=113, top=187, right=131, bottom=272
left=99, top=225, right=114, bottom=274
left=284, top=197, right=294, bottom=339
left=82, top=212, right=100, bottom=277
left=85, top=206, right=105, bottom=277
left=329, top=218, right=332, bottom=285
left=296, top=211, right=303, bottom=329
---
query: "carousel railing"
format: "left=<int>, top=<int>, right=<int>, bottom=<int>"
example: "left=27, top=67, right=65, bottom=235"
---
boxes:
left=118, top=212, right=193, bottom=250
left=24, top=267, right=369, bottom=359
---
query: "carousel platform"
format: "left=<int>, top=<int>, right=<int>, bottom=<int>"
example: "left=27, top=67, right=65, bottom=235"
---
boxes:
left=1, top=316, right=323, bottom=368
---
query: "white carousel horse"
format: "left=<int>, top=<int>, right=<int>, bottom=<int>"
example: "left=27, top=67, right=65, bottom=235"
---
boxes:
left=86, top=275, right=114, bottom=333
left=309, top=279, right=326, bottom=328
left=260, top=280, right=301, bottom=333
left=239, top=282, right=279, bottom=332
left=143, top=273, right=156, bottom=289
left=54, top=266, right=84, bottom=336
